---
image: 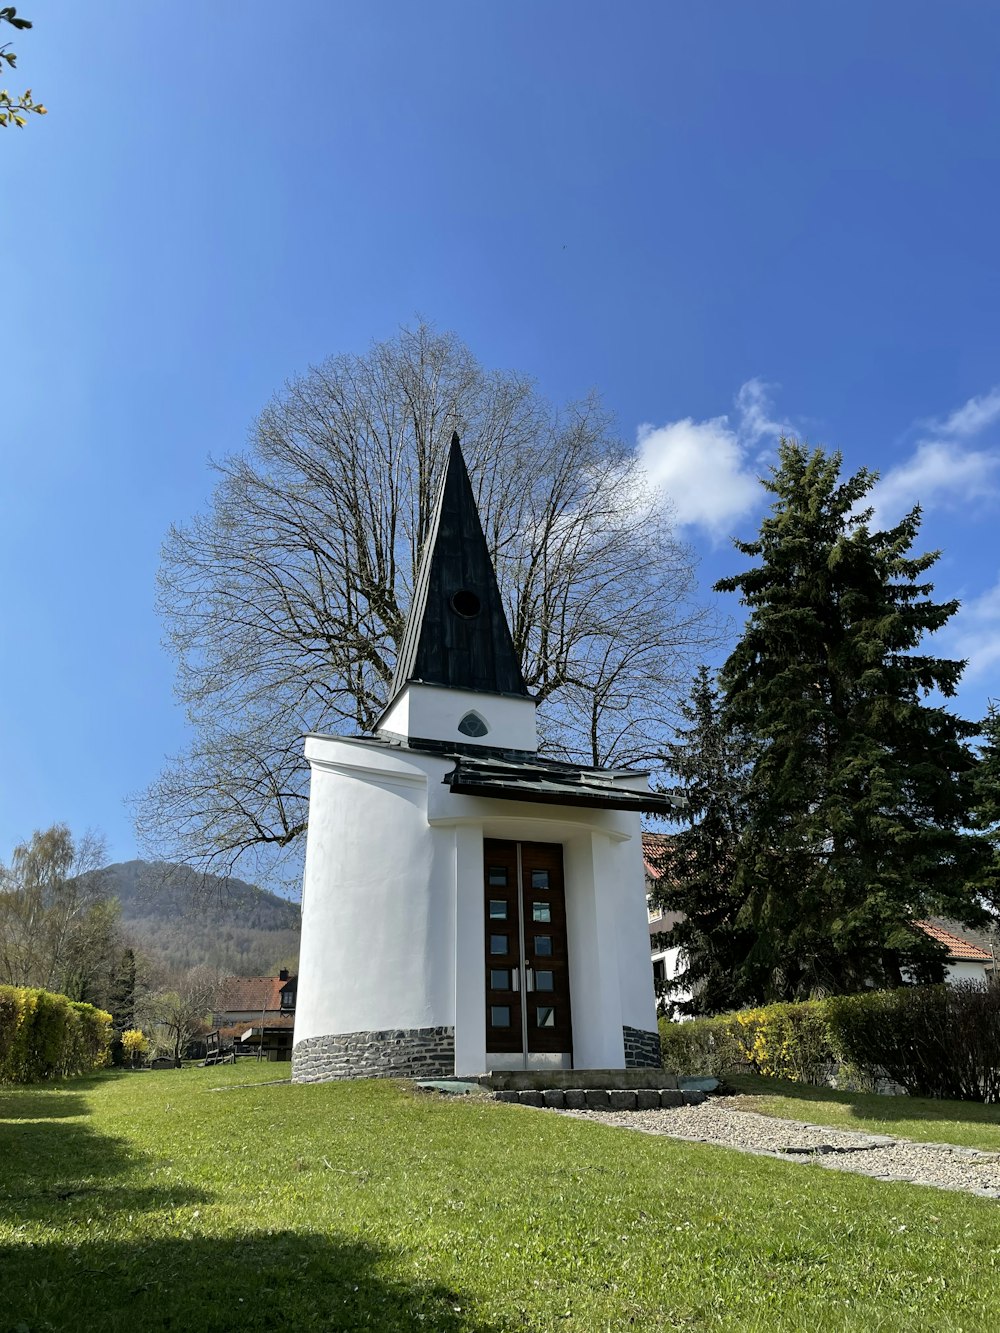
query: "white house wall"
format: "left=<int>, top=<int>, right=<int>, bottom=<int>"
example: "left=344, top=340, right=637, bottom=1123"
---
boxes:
left=453, top=822, right=486, bottom=1076
left=650, top=944, right=693, bottom=1015
left=945, top=960, right=991, bottom=985
left=654, top=951, right=986, bottom=1019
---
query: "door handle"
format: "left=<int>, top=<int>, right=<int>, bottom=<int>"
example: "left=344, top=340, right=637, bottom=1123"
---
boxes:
left=512, top=967, right=519, bottom=992
left=525, top=966, right=534, bottom=992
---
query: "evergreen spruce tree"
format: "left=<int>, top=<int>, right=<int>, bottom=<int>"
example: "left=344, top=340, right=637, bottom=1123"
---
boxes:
left=651, top=666, right=763, bottom=1013
left=716, top=440, right=987, bottom=1000
left=969, top=702, right=1000, bottom=912
left=108, top=947, right=137, bottom=1033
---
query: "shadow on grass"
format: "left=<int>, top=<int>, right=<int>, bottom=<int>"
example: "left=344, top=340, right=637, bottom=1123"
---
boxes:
left=0, top=1232, right=506, bottom=1332
left=726, top=1074, right=1000, bottom=1126
left=0, top=1092, right=504, bottom=1331
left=0, top=1093, right=207, bottom=1224
left=0, top=1090, right=91, bottom=1120
left=6, top=1069, right=129, bottom=1092
left=0, top=1120, right=207, bottom=1222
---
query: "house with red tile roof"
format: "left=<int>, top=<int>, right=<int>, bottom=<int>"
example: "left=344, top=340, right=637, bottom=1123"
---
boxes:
left=913, top=921, right=995, bottom=984
left=642, top=834, right=997, bottom=1011
left=213, top=969, right=298, bottom=1061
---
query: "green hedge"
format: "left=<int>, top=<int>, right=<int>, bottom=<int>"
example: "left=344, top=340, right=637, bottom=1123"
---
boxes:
left=660, top=983, right=1000, bottom=1101
left=0, top=986, right=112, bottom=1083
left=828, top=983, right=1000, bottom=1102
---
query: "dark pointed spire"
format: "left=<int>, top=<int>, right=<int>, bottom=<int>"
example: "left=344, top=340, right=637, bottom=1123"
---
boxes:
left=390, top=433, right=529, bottom=699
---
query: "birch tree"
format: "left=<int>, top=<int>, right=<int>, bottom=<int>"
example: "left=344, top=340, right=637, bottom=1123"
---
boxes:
left=0, top=825, right=119, bottom=1001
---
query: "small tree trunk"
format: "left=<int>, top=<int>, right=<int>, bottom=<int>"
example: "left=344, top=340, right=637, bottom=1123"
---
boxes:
left=881, top=950, right=905, bottom=989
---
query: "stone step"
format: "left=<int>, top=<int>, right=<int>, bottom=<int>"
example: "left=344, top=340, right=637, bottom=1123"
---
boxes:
left=495, top=1087, right=706, bottom=1110
left=481, top=1068, right=679, bottom=1092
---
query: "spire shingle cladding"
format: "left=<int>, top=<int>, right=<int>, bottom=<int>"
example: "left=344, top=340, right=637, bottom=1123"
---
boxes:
left=390, top=434, right=529, bottom=699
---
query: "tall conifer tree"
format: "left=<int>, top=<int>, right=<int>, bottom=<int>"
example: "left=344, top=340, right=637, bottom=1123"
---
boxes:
left=969, top=702, right=1000, bottom=911
left=652, top=666, right=763, bottom=1013
left=716, top=441, right=986, bottom=999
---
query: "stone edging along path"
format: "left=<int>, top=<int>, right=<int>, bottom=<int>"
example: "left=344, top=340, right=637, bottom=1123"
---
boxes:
left=542, top=1096, right=1000, bottom=1200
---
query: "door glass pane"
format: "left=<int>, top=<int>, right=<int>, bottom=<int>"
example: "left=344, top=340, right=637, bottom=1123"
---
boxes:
left=535, top=970, right=554, bottom=991
left=532, top=903, right=551, bottom=923
left=489, top=899, right=507, bottom=919
left=534, top=936, right=552, bottom=956
left=490, top=934, right=508, bottom=954
left=488, top=866, right=507, bottom=886
left=531, top=870, right=550, bottom=890
left=491, top=1006, right=511, bottom=1027
left=536, top=1006, right=556, bottom=1027
left=490, top=968, right=510, bottom=990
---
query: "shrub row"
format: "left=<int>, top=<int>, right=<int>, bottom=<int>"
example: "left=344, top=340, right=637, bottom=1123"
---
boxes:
left=0, top=985, right=113, bottom=1083
left=659, top=999, right=836, bottom=1084
left=826, top=985, right=1000, bottom=1103
left=659, top=981, right=1000, bottom=1102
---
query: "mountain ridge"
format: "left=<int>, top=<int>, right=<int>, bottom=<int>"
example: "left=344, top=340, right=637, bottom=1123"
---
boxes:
left=95, top=859, right=301, bottom=975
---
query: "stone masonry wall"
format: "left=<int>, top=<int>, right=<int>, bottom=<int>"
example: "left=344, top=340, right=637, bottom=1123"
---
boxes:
left=292, top=1026, right=455, bottom=1083
left=623, top=1024, right=662, bottom=1069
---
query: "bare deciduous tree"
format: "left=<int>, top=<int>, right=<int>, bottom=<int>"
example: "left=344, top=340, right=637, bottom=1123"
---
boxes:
left=140, top=963, right=221, bottom=1065
left=137, top=323, right=718, bottom=881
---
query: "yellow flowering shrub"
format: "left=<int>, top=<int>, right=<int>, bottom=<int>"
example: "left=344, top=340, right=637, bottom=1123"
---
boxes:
left=730, top=1001, right=833, bottom=1080
left=661, top=1000, right=835, bottom=1083
left=121, top=1028, right=148, bottom=1066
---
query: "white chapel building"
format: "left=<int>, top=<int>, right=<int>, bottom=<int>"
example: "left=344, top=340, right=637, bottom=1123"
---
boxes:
left=292, top=435, right=679, bottom=1081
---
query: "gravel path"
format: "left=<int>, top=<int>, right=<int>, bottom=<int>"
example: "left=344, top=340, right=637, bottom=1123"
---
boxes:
left=554, top=1096, right=1000, bottom=1198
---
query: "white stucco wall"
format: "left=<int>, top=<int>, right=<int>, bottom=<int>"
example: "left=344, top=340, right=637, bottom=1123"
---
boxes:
left=295, top=740, right=458, bottom=1042
left=614, top=829, right=660, bottom=1034
left=295, top=733, right=661, bottom=1073
left=377, top=682, right=538, bottom=752
left=563, top=831, right=624, bottom=1067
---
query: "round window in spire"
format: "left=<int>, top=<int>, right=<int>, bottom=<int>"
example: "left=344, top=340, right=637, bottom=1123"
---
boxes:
left=450, top=589, right=482, bottom=619
left=458, top=710, right=489, bottom=738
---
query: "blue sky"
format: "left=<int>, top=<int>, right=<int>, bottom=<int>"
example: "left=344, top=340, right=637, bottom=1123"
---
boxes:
left=3, top=1, right=1000, bottom=870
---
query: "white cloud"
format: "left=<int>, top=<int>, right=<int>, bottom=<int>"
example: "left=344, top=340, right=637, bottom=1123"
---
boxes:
left=950, top=577, right=1000, bottom=679
left=735, top=378, right=788, bottom=456
left=871, top=386, right=1000, bottom=525
left=638, top=380, right=1000, bottom=539
left=637, top=415, right=758, bottom=537
left=933, top=387, right=1000, bottom=439
left=637, top=379, right=788, bottom=538
left=871, top=441, right=1000, bottom=525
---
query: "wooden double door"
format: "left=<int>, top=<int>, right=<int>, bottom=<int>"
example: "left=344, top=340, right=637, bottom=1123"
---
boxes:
left=483, top=839, right=573, bottom=1068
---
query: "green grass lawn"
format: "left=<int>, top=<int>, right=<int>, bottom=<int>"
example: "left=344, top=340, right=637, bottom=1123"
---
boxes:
left=725, top=1074, right=1000, bottom=1152
left=3, top=1066, right=1000, bottom=1332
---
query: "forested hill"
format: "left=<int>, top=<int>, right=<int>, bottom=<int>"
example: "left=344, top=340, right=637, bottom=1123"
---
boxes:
left=98, top=860, right=301, bottom=975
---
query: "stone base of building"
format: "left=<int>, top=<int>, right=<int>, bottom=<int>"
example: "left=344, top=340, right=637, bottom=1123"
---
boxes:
left=622, top=1024, right=662, bottom=1069
left=292, top=1026, right=456, bottom=1083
